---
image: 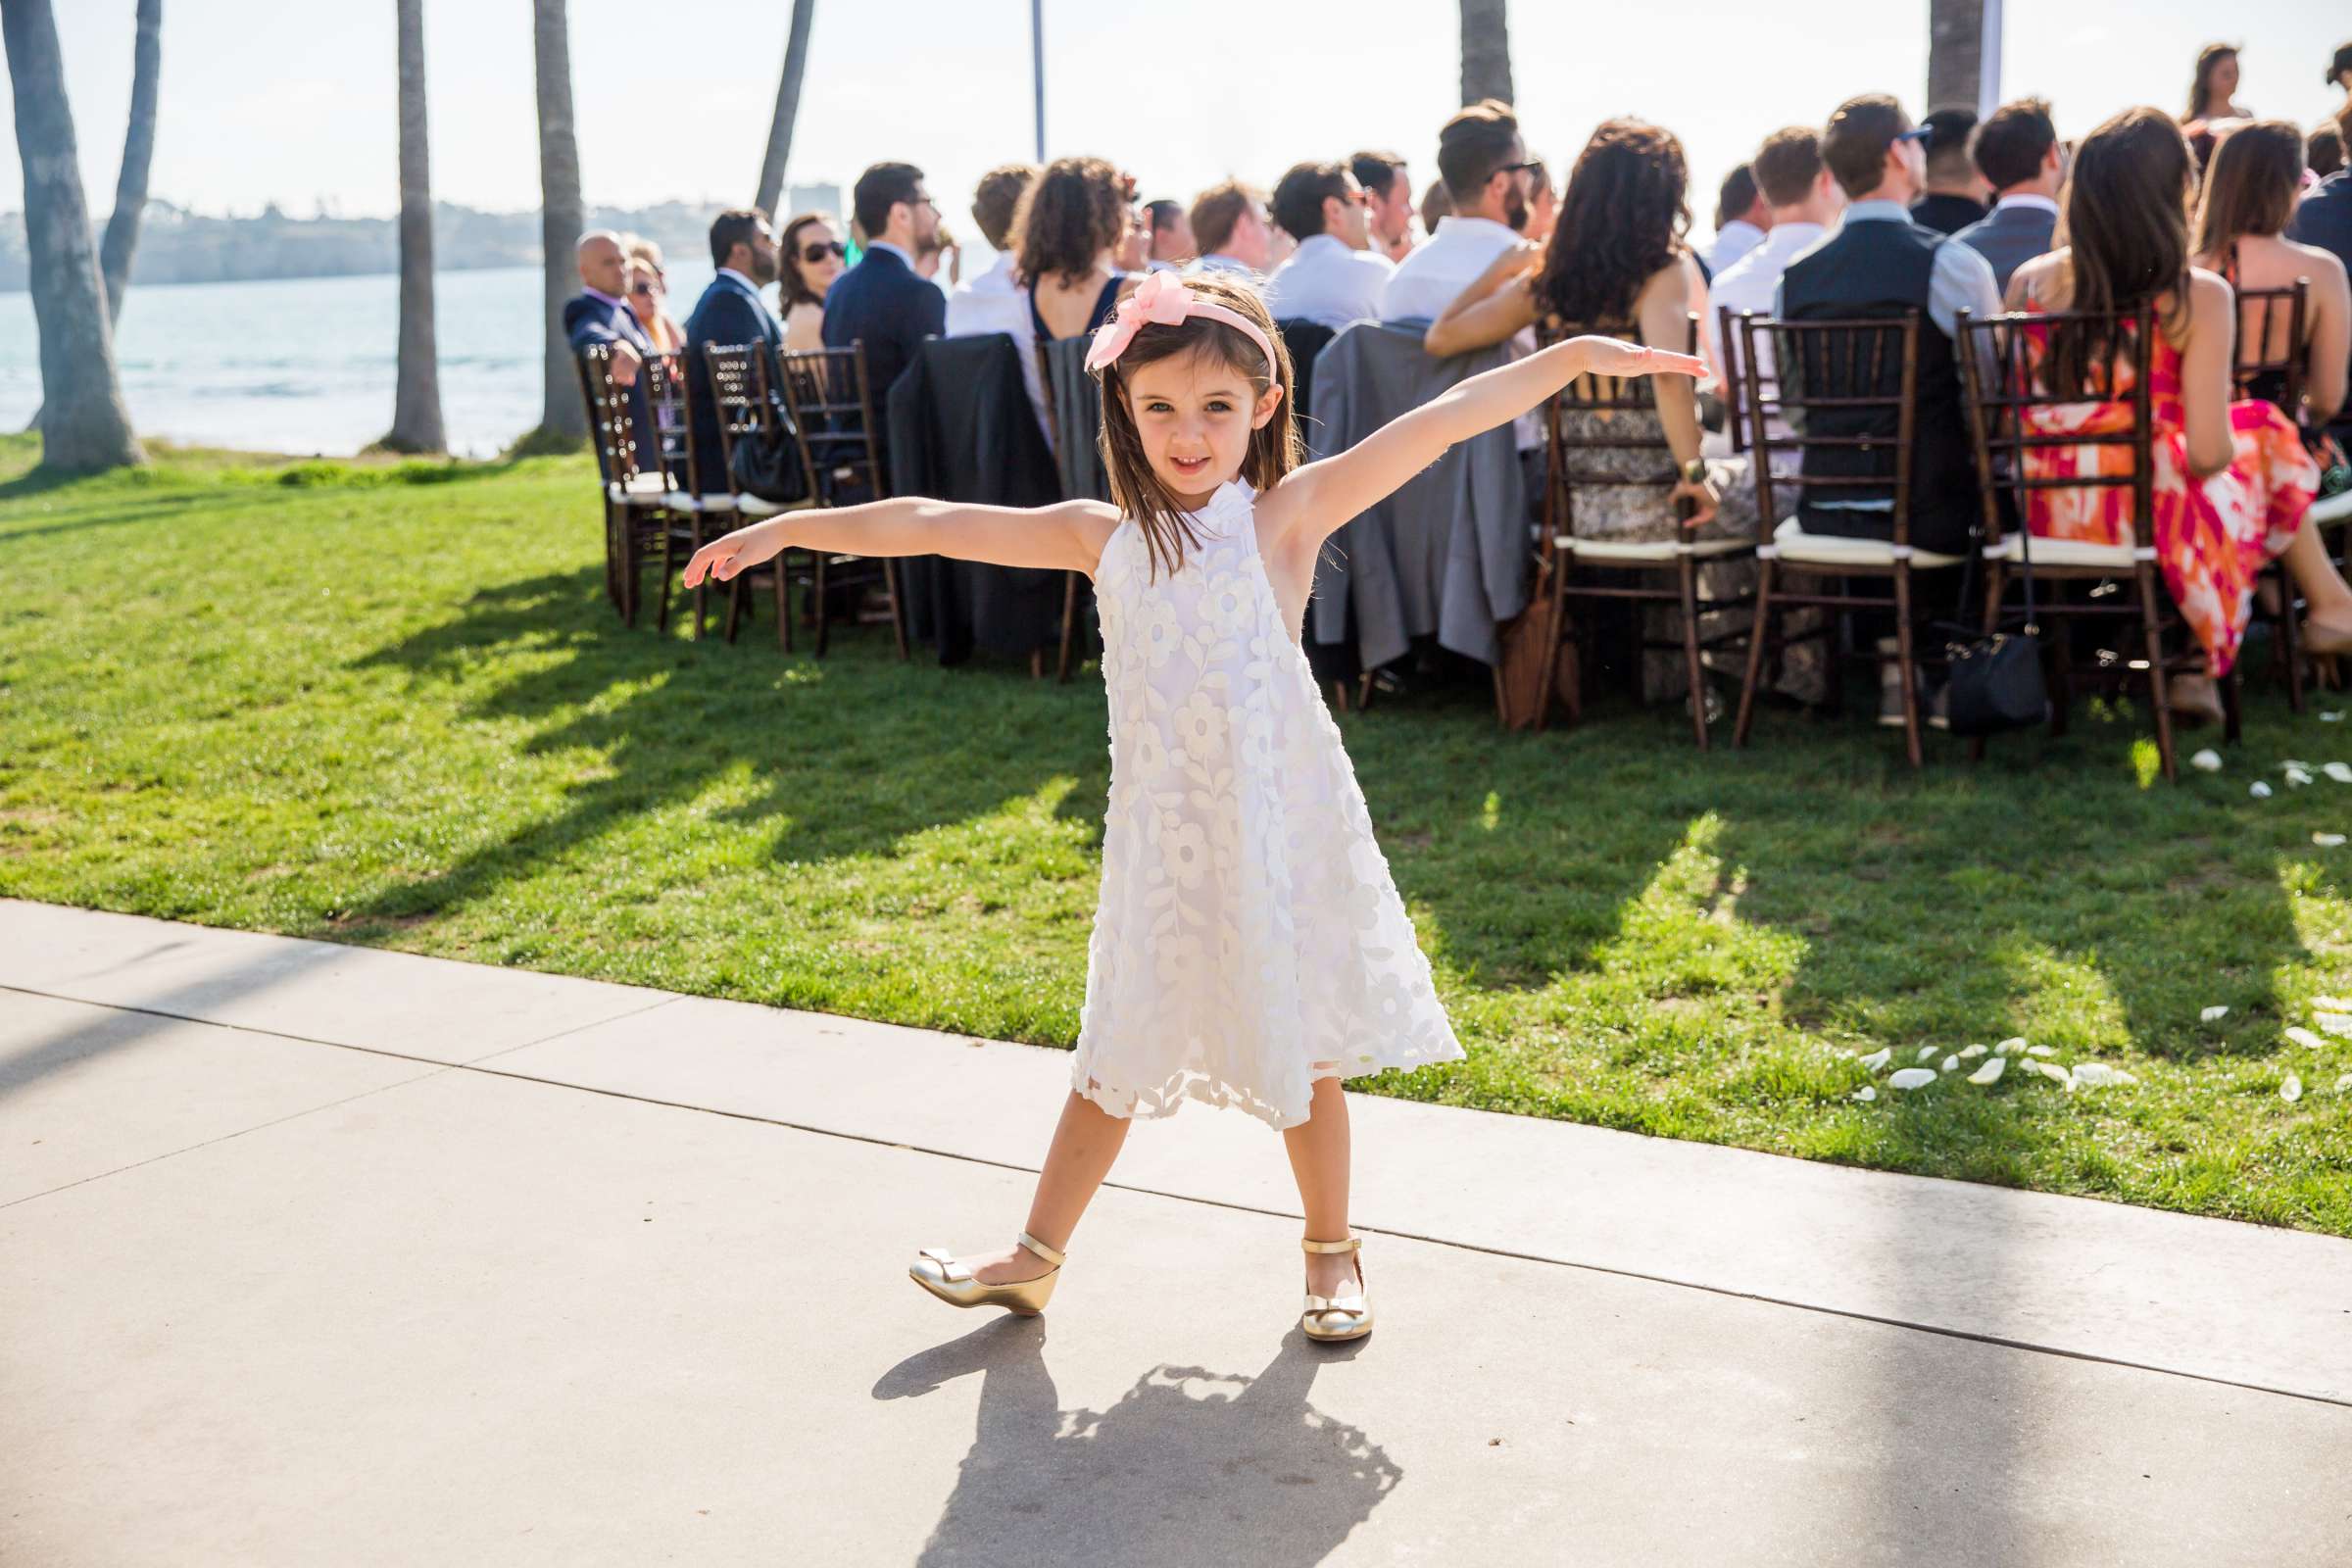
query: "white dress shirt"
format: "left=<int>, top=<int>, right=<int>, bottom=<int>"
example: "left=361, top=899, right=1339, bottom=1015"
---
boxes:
left=946, top=250, right=1027, bottom=340
left=1261, top=234, right=1395, bottom=329
left=1706, top=219, right=1767, bottom=277
left=1988, top=192, right=2059, bottom=219
left=1377, top=215, right=1537, bottom=449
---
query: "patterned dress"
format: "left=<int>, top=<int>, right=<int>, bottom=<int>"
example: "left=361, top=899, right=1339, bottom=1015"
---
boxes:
left=2017, top=302, right=2321, bottom=676
left=1070, top=479, right=1466, bottom=1132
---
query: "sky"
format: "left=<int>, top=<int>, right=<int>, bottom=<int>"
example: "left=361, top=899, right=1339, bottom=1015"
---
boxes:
left=3, top=0, right=2347, bottom=247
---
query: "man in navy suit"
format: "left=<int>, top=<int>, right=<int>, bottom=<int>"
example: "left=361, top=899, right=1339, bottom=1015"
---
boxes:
left=564, top=230, right=654, bottom=478
left=683, top=208, right=786, bottom=493
left=1951, top=98, right=2063, bottom=293
left=822, top=162, right=947, bottom=476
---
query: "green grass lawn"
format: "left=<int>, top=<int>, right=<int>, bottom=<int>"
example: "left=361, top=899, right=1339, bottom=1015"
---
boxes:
left=5, top=433, right=2349, bottom=1236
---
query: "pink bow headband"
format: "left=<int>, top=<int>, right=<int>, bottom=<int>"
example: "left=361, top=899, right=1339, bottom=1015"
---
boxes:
left=1083, top=270, right=1280, bottom=379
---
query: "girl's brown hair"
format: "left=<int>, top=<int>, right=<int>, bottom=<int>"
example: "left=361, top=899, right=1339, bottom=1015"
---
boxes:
left=777, top=211, right=836, bottom=311
left=2192, top=119, right=2304, bottom=255
left=2044, top=107, right=2195, bottom=397
left=1013, top=156, right=1127, bottom=289
left=1094, top=274, right=1300, bottom=580
left=1532, top=118, right=1690, bottom=330
left=2186, top=43, right=2238, bottom=122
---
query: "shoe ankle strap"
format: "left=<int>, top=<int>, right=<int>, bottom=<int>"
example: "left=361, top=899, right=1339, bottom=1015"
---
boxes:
left=1301, top=1234, right=1360, bottom=1253
left=1015, top=1230, right=1066, bottom=1267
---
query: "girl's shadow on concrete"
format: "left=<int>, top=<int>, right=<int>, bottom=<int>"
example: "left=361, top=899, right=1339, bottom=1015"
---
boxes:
left=874, top=1316, right=1398, bottom=1565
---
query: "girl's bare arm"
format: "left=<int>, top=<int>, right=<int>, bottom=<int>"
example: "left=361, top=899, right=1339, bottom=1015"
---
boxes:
left=1422, top=245, right=1542, bottom=358
left=1261, top=335, right=1706, bottom=553
left=683, top=497, right=1119, bottom=588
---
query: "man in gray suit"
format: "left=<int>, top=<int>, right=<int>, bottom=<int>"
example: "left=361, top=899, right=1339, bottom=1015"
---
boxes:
left=1952, top=98, right=2063, bottom=292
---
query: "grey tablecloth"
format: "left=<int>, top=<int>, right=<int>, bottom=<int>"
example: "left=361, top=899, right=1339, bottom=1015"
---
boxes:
left=1304, top=320, right=1528, bottom=669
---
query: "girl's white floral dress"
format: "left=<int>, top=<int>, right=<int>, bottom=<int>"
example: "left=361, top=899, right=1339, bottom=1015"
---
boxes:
left=1070, top=478, right=1465, bottom=1131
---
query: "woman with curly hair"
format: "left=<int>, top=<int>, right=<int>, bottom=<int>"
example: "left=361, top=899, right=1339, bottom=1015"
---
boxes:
left=1013, top=156, right=1139, bottom=345
left=1426, top=118, right=1804, bottom=709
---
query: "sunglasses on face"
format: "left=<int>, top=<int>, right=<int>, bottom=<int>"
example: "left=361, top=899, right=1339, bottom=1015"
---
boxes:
left=628, top=281, right=657, bottom=296
left=1893, top=126, right=1933, bottom=145
left=803, top=241, right=847, bottom=264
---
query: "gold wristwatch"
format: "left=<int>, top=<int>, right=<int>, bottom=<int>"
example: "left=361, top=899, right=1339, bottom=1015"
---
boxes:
left=1679, top=458, right=1708, bottom=484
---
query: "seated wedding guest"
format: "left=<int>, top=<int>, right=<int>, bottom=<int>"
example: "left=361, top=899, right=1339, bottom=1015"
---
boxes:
left=1114, top=204, right=1150, bottom=273
left=946, top=163, right=1038, bottom=339
left=1524, top=158, right=1560, bottom=244
left=1419, top=176, right=1452, bottom=240
left=564, top=229, right=652, bottom=389
left=1141, top=199, right=1193, bottom=271
left=1186, top=180, right=1274, bottom=276
left=915, top=222, right=956, bottom=285
left=2191, top=119, right=2349, bottom=438
left=1263, top=160, right=1394, bottom=328
left=1707, top=163, right=1770, bottom=275
left=822, top=161, right=947, bottom=436
left=684, top=207, right=785, bottom=488
left=1350, top=150, right=1415, bottom=263
left=1380, top=98, right=1533, bottom=320
left=777, top=212, right=845, bottom=353
left=1425, top=118, right=1806, bottom=708
left=2006, top=107, right=2338, bottom=728
left=1909, top=108, right=1988, bottom=233
left=1952, top=98, right=2062, bottom=291
left=1771, top=93, right=2001, bottom=561
left=2331, top=39, right=2352, bottom=100
left=620, top=236, right=685, bottom=352
left=2186, top=42, right=2253, bottom=131
left=1015, top=155, right=1134, bottom=342
left=2287, top=99, right=2352, bottom=448
left=1703, top=125, right=1845, bottom=413
left=2311, top=124, right=2344, bottom=180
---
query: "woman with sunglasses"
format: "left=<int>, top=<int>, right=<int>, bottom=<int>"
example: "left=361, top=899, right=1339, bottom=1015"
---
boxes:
left=624, top=258, right=684, bottom=355
left=779, top=212, right=849, bottom=355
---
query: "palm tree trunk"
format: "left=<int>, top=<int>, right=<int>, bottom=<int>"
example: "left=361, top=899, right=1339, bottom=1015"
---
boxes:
left=754, top=0, right=816, bottom=217
left=1458, top=0, right=1514, bottom=107
left=532, top=0, right=585, bottom=443
left=1927, top=0, right=1984, bottom=112
left=383, top=0, right=445, bottom=454
left=2, top=0, right=143, bottom=472
left=98, top=0, right=160, bottom=323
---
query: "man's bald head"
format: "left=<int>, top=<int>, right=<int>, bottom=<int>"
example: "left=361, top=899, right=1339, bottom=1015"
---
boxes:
left=576, top=230, right=627, bottom=295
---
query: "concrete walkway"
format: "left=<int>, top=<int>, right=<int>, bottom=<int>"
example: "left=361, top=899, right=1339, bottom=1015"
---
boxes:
left=3, top=898, right=2347, bottom=1565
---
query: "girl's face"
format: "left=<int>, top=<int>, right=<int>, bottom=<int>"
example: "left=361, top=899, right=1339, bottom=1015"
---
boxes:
left=2212, top=54, right=2238, bottom=102
left=1122, top=347, right=1282, bottom=506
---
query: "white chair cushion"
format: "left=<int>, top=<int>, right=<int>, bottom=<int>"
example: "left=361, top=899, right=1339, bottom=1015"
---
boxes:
left=2310, top=489, right=2352, bottom=527
left=1985, top=532, right=2152, bottom=569
left=606, top=472, right=680, bottom=508
left=1765, top=516, right=1963, bottom=569
left=1555, top=534, right=1751, bottom=563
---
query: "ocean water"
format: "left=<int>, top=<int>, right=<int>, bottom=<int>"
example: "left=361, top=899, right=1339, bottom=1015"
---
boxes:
left=0, top=262, right=721, bottom=461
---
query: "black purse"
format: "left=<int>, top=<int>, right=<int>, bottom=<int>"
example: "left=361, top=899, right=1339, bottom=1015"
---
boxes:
left=725, top=398, right=810, bottom=505
left=1939, top=518, right=2050, bottom=737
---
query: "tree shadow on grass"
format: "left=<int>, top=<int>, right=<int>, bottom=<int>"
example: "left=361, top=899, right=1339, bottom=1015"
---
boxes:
left=327, top=566, right=1110, bottom=932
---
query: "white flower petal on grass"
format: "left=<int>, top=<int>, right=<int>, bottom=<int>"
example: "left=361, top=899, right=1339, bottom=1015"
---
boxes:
left=1857, top=1048, right=1892, bottom=1072
left=1959, top=1044, right=1989, bottom=1058
left=2288, top=766, right=2316, bottom=787
left=1917, top=1045, right=1938, bottom=1063
left=2315, top=995, right=2352, bottom=1009
left=2318, top=1011, right=2352, bottom=1036
left=2327, top=762, right=2352, bottom=784
left=1887, top=1067, right=1937, bottom=1089
left=1967, top=1054, right=2007, bottom=1085
left=2189, top=749, right=2223, bottom=771
left=2250, top=781, right=2274, bottom=799
left=2070, top=1062, right=2137, bottom=1088
left=2336, top=1073, right=2352, bottom=1093
left=2324, top=710, right=2345, bottom=722
left=1942, top=1054, right=1960, bottom=1071
left=2281, top=1074, right=2303, bottom=1102
left=2283, top=759, right=2314, bottom=770
left=2034, top=1060, right=2077, bottom=1088
left=2316, top=833, right=2348, bottom=848
left=2200, top=1004, right=2230, bottom=1022
left=2027, top=1044, right=2057, bottom=1056
left=1852, top=1086, right=1877, bottom=1102
left=1996, top=1037, right=2026, bottom=1054
left=2286, top=1026, right=2328, bottom=1051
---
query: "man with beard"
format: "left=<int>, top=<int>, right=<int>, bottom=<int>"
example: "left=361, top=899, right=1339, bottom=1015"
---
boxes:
left=684, top=207, right=786, bottom=491
left=1376, top=98, right=1533, bottom=323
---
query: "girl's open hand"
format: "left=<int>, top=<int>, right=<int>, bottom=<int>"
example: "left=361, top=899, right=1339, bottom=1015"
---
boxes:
left=1573, top=338, right=1710, bottom=380
left=681, top=520, right=782, bottom=589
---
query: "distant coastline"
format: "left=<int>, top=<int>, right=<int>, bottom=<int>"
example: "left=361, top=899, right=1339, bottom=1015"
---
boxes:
left=0, top=190, right=842, bottom=293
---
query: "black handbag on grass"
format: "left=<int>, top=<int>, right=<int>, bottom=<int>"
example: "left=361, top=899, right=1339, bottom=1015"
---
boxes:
left=1938, top=519, right=2050, bottom=737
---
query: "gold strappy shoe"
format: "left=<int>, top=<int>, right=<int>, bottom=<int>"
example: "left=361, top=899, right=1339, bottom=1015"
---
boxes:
left=908, top=1230, right=1065, bottom=1316
left=1300, top=1234, right=1373, bottom=1342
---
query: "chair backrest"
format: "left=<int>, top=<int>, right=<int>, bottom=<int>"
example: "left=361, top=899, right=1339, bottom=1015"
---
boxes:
left=1715, top=305, right=1780, bottom=457
left=637, top=349, right=698, bottom=496
left=778, top=341, right=888, bottom=501
left=1534, top=313, right=1698, bottom=541
left=2228, top=279, right=2309, bottom=418
left=1954, top=302, right=2159, bottom=549
left=573, top=345, right=645, bottom=494
left=1736, top=312, right=1922, bottom=550
left=698, top=342, right=774, bottom=495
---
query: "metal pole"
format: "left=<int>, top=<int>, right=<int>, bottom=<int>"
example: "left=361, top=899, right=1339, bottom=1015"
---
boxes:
left=1031, top=0, right=1046, bottom=162
left=1977, top=0, right=2003, bottom=119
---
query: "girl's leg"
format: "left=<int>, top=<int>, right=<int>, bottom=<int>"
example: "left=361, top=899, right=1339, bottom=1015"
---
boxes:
left=2285, top=526, right=2352, bottom=629
left=1282, top=1072, right=1360, bottom=1299
left=963, top=1088, right=1132, bottom=1286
